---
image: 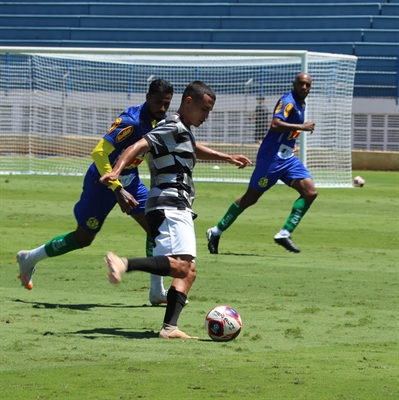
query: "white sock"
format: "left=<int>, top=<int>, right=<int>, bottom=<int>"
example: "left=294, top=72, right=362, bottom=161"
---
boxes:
left=150, top=274, right=165, bottom=294
left=211, top=226, right=222, bottom=236
left=28, top=245, right=48, bottom=265
left=275, top=229, right=290, bottom=238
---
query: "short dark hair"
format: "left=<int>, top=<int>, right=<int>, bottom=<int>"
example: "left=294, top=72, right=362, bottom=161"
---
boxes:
left=148, top=79, right=174, bottom=95
left=182, top=80, right=216, bottom=102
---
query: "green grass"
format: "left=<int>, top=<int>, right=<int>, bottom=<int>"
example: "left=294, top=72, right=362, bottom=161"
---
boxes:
left=0, top=171, right=398, bottom=399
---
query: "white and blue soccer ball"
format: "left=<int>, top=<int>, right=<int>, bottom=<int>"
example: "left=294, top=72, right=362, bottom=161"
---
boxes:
left=353, top=176, right=365, bottom=187
left=205, top=305, right=242, bottom=342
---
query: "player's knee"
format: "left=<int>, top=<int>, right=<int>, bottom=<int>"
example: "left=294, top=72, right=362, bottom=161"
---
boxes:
left=78, top=238, right=94, bottom=248
left=305, top=188, right=318, bottom=204
left=187, top=263, right=197, bottom=284
left=74, top=230, right=96, bottom=248
left=169, top=257, right=192, bottom=279
left=240, top=191, right=262, bottom=208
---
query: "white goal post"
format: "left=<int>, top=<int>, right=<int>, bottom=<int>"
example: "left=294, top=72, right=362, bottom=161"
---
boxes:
left=0, top=47, right=357, bottom=187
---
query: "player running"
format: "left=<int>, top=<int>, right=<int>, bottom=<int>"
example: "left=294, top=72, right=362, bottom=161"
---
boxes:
left=206, top=72, right=317, bottom=254
left=16, top=79, right=173, bottom=305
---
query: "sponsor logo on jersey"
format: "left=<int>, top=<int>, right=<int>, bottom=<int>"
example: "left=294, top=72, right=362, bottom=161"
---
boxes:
left=284, top=103, right=294, bottom=118
left=274, top=101, right=283, bottom=115
left=116, top=126, right=134, bottom=143
left=258, top=177, right=268, bottom=188
left=107, top=118, right=122, bottom=134
left=288, top=130, right=301, bottom=140
left=125, top=153, right=145, bottom=169
left=114, top=151, right=146, bottom=169
left=86, top=217, right=99, bottom=230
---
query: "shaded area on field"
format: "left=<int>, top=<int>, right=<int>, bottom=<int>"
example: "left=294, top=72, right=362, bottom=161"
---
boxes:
left=14, top=298, right=158, bottom=311
left=67, top=327, right=159, bottom=340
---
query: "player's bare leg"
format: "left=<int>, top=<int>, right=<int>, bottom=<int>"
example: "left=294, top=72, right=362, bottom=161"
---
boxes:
left=132, top=213, right=167, bottom=305
left=104, top=251, right=191, bottom=283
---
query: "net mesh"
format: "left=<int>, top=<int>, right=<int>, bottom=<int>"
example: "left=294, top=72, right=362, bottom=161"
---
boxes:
left=0, top=50, right=357, bottom=187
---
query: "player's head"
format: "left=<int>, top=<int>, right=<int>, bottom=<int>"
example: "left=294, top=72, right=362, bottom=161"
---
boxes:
left=293, top=73, right=312, bottom=100
left=179, top=81, right=216, bottom=128
left=146, top=79, right=174, bottom=122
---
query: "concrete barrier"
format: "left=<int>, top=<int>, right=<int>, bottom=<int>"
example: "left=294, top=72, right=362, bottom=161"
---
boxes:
left=2, top=135, right=398, bottom=171
left=352, top=150, right=399, bottom=171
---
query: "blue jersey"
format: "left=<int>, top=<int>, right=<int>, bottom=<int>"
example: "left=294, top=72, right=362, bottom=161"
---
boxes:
left=249, top=91, right=311, bottom=192
left=258, top=90, right=306, bottom=160
left=74, top=103, right=162, bottom=233
left=87, top=102, right=154, bottom=186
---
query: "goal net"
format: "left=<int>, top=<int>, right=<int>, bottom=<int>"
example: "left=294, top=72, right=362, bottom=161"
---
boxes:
left=0, top=48, right=357, bottom=187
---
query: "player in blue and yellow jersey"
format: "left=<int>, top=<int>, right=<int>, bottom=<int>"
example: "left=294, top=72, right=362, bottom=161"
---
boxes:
left=17, top=79, right=174, bottom=305
left=207, top=72, right=317, bottom=254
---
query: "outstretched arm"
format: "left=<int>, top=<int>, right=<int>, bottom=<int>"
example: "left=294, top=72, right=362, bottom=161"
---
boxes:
left=195, top=143, right=252, bottom=169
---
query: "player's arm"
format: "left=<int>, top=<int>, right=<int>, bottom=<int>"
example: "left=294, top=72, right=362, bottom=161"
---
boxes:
left=195, top=143, right=252, bottom=169
left=270, top=117, right=315, bottom=133
left=91, top=138, right=123, bottom=191
left=92, top=138, right=139, bottom=212
left=99, top=138, right=150, bottom=185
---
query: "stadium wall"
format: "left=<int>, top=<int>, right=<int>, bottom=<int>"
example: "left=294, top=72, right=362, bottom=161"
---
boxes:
left=352, top=150, right=399, bottom=171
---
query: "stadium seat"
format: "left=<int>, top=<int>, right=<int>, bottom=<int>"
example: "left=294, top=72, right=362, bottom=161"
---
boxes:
left=372, top=16, right=399, bottom=30
left=0, top=1, right=397, bottom=97
left=363, top=29, right=399, bottom=43
left=354, top=42, right=399, bottom=57
left=0, top=15, right=377, bottom=30
left=0, top=15, right=80, bottom=28
left=381, top=3, right=399, bottom=15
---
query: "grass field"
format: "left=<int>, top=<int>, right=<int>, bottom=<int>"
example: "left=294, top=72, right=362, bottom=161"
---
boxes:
left=0, top=171, right=398, bottom=400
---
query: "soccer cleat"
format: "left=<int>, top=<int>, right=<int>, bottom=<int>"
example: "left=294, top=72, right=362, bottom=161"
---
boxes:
left=274, top=235, right=301, bottom=253
left=104, top=251, right=127, bottom=284
left=16, top=250, right=36, bottom=290
left=149, top=290, right=168, bottom=306
left=159, top=323, right=198, bottom=339
left=206, top=228, right=220, bottom=254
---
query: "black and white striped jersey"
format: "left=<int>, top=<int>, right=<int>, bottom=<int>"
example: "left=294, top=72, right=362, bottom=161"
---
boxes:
left=144, top=114, right=197, bottom=213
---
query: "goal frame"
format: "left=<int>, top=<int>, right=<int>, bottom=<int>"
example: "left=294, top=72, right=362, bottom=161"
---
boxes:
left=0, top=46, right=357, bottom=187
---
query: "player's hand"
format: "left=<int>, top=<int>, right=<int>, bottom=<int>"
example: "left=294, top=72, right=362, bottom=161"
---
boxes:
left=114, top=187, right=139, bottom=213
left=302, top=121, right=315, bottom=133
left=227, top=155, right=253, bottom=169
left=99, top=172, right=120, bottom=186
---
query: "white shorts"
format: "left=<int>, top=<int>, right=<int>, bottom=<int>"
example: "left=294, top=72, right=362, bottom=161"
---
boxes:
left=152, top=209, right=196, bottom=258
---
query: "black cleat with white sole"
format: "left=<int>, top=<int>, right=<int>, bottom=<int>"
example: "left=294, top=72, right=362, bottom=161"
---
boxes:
left=274, top=236, right=300, bottom=253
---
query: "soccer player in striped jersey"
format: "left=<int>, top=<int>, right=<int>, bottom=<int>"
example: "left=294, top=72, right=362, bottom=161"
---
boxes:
left=16, top=79, right=173, bottom=305
left=207, top=72, right=317, bottom=254
left=100, top=81, right=251, bottom=338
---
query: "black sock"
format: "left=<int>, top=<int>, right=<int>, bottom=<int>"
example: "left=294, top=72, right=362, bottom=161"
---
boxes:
left=163, top=288, right=187, bottom=326
left=126, top=256, right=170, bottom=276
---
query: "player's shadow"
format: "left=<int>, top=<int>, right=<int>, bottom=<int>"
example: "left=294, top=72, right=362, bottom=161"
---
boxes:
left=14, top=299, right=161, bottom=311
left=66, top=328, right=213, bottom=341
left=219, top=252, right=265, bottom=256
left=65, top=327, right=159, bottom=340
left=219, top=251, right=293, bottom=258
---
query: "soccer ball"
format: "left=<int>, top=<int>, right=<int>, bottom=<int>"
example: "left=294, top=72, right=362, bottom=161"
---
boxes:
left=353, top=176, right=365, bottom=187
left=204, top=305, right=242, bottom=342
